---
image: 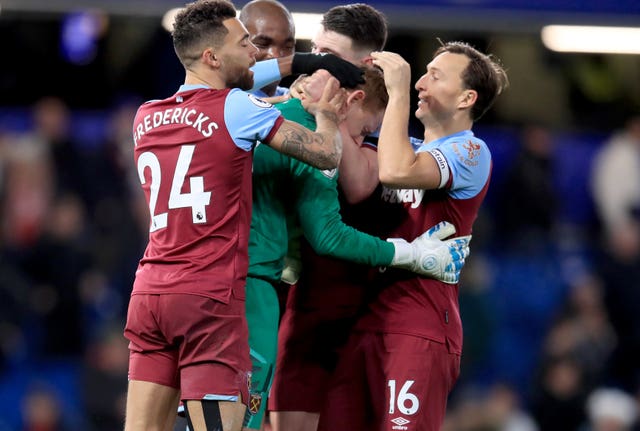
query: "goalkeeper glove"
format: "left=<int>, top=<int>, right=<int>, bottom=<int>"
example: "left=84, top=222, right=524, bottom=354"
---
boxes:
left=291, top=53, right=365, bottom=88
left=388, top=221, right=471, bottom=284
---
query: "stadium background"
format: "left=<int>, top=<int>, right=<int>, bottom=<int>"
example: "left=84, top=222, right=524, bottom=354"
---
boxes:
left=0, top=1, right=639, bottom=429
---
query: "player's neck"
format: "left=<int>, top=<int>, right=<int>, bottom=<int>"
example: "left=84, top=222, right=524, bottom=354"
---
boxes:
left=423, top=117, right=473, bottom=142
left=184, top=70, right=226, bottom=90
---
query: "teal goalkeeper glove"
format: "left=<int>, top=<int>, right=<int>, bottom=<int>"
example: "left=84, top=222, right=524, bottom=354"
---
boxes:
left=388, top=221, right=471, bottom=284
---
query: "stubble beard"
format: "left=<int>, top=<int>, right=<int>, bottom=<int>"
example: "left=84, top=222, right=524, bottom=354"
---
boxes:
left=227, top=68, right=254, bottom=91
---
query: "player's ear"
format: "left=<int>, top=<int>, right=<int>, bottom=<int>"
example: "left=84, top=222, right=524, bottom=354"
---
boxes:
left=203, top=48, right=220, bottom=68
left=458, top=89, right=477, bottom=109
left=335, top=88, right=350, bottom=120
left=346, top=89, right=365, bottom=107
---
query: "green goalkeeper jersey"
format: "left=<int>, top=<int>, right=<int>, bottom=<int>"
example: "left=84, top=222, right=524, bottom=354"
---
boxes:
left=247, top=98, right=394, bottom=284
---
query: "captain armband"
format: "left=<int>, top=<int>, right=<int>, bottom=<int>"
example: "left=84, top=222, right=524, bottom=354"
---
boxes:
left=428, top=149, right=450, bottom=189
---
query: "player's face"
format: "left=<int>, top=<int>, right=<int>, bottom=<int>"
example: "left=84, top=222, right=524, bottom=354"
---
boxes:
left=414, top=52, right=470, bottom=125
left=343, top=99, right=384, bottom=142
left=311, top=27, right=367, bottom=66
left=245, top=12, right=295, bottom=61
left=219, top=18, right=259, bottom=90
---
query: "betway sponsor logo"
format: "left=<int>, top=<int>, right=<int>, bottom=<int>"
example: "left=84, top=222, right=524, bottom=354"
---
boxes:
left=381, top=186, right=424, bottom=209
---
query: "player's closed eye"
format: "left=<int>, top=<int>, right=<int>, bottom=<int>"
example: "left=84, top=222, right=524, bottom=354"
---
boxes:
left=240, top=35, right=252, bottom=48
left=251, top=37, right=270, bottom=50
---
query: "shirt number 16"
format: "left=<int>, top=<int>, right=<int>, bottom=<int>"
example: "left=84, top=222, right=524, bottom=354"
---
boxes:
left=388, top=379, right=420, bottom=415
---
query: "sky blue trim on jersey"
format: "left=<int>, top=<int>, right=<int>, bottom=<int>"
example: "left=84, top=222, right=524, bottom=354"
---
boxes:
left=202, top=394, right=239, bottom=402
left=250, top=59, right=281, bottom=92
left=417, top=130, right=491, bottom=199
left=178, top=84, right=210, bottom=92
left=362, top=140, right=377, bottom=150
left=225, top=88, right=282, bottom=152
left=251, top=86, right=290, bottom=99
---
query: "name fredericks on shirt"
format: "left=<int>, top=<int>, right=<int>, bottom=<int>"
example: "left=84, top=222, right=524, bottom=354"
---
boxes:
left=133, top=107, right=219, bottom=145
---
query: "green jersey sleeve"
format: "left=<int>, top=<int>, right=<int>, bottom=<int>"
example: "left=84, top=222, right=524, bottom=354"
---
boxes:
left=248, top=98, right=394, bottom=285
left=289, top=158, right=394, bottom=266
left=272, top=98, right=394, bottom=265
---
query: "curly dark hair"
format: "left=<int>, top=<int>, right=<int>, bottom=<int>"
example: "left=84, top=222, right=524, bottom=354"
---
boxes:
left=172, top=0, right=237, bottom=66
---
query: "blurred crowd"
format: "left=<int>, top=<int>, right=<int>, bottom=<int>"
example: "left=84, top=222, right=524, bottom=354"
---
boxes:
left=0, top=96, right=639, bottom=431
left=0, top=96, right=146, bottom=430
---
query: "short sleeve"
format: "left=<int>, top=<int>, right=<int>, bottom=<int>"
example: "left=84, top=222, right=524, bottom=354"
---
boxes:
left=423, top=136, right=491, bottom=199
left=224, top=89, right=284, bottom=151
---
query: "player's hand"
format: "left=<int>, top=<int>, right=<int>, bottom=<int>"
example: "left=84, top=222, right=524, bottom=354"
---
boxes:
left=388, top=221, right=471, bottom=283
left=412, top=224, right=471, bottom=283
left=296, top=70, right=333, bottom=104
left=370, top=51, right=412, bottom=96
left=292, top=52, right=364, bottom=88
left=303, top=76, right=347, bottom=122
left=288, top=74, right=308, bottom=100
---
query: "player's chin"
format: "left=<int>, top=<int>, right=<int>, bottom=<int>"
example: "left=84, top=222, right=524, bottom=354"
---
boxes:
left=248, top=69, right=255, bottom=85
left=415, top=102, right=429, bottom=118
left=247, top=72, right=255, bottom=89
left=237, top=71, right=255, bottom=91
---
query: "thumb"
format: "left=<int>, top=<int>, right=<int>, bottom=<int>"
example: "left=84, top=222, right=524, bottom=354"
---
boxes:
left=425, top=221, right=456, bottom=240
left=445, top=234, right=472, bottom=248
left=321, top=76, right=340, bottom=101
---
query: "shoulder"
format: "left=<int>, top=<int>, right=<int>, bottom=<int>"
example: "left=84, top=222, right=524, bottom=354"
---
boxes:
left=438, top=133, right=491, bottom=166
left=226, top=88, right=274, bottom=109
left=431, top=132, right=491, bottom=195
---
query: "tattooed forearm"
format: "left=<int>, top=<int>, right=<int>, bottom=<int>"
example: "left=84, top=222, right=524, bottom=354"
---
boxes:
left=277, top=122, right=342, bottom=170
left=316, top=109, right=339, bottom=124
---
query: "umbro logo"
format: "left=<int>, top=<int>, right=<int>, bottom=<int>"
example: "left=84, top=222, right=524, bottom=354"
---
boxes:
left=391, top=416, right=410, bottom=430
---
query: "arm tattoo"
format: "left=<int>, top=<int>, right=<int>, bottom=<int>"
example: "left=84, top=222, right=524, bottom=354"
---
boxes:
left=317, top=109, right=338, bottom=124
left=278, top=122, right=341, bottom=170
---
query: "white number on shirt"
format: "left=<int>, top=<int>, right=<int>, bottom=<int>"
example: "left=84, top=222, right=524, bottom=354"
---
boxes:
left=137, top=145, right=212, bottom=232
left=388, top=379, right=420, bottom=415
